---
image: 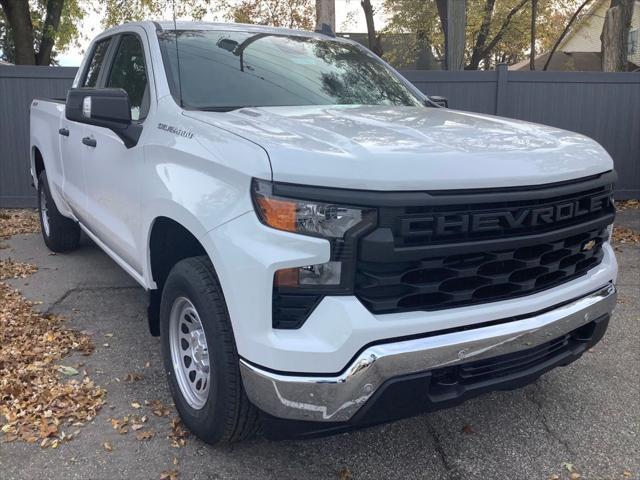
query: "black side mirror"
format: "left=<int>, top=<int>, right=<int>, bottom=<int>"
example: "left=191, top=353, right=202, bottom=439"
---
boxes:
left=427, top=96, right=448, bottom=108
left=65, top=88, right=142, bottom=148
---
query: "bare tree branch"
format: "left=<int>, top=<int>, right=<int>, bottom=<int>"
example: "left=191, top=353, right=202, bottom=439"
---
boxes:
left=478, top=0, right=530, bottom=61
left=543, top=0, right=592, bottom=71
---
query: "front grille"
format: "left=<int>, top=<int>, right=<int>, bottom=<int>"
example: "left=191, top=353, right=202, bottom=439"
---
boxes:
left=355, top=175, right=615, bottom=314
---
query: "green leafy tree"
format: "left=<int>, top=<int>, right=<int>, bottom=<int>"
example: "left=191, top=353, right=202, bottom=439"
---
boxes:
left=221, top=0, right=315, bottom=30
left=382, top=0, right=585, bottom=70
left=0, top=0, right=86, bottom=65
left=101, top=0, right=209, bottom=29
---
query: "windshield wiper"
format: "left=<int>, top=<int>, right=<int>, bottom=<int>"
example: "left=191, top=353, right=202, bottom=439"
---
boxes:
left=197, top=106, right=258, bottom=112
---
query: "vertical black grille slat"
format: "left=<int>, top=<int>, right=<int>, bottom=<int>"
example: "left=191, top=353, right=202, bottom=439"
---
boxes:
left=355, top=181, right=614, bottom=315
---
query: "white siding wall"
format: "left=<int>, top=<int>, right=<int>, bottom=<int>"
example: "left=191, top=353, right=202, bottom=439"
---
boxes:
left=561, top=0, right=640, bottom=65
left=629, top=4, right=640, bottom=66
left=562, top=1, right=609, bottom=53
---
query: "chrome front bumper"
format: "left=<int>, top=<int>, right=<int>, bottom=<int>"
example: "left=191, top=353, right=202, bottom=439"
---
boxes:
left=240, top=283, right=617, bottom=423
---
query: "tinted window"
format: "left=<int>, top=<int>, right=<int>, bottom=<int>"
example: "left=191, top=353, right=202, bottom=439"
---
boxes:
left=158, top=30, right=423, bottom=110
left=83, top=39, right=110, bottom=87
left=106, top=34, right=149, bottom=120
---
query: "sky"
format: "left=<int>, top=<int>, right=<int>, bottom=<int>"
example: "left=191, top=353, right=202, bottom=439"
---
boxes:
left=57, top=0, right=388, bottom=66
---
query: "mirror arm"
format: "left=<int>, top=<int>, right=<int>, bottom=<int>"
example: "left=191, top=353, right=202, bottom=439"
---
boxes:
left=116, top=123, right=143, bottom=149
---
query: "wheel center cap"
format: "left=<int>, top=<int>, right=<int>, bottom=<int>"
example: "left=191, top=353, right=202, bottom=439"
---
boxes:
left=190, top=330, right=208, bottom=370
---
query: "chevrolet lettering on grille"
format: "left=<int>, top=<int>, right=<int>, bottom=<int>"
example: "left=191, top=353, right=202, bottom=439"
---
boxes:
left=399, top=191, right=613, bottom=238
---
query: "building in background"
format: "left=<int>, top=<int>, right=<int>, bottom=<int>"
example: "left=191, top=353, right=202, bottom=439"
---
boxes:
left=337, top=32, right=441, bottom=70
left=512, top=0, right=640, bottom=71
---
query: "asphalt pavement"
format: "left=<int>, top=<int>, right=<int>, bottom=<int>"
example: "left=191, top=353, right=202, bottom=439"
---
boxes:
left=0, top=211, right=638, bottom=480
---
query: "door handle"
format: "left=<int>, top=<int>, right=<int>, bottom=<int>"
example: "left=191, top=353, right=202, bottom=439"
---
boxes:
left=82, top=137, right=97, bottom=147
left=58, top=128, right=70, bottom=137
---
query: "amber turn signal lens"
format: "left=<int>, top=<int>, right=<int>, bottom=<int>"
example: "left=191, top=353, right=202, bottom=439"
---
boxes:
left=274, top=268, right=299, bottom=287
left=256, top=196, right=297, bottom=232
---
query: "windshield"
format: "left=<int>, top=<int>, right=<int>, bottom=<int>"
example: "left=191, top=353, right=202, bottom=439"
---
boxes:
left=157, top=30, right=424, bottom=110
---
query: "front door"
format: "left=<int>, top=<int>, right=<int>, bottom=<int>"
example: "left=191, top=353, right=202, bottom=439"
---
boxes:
left=80, top=31, right=151, bottom=274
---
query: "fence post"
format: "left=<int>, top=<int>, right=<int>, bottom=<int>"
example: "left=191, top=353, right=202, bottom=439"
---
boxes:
left=495, top=63, right=508, bottom=115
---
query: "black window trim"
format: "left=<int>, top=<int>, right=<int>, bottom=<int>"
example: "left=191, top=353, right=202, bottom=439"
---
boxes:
left=101, top=31, right=151, bottom=123
left=79, top=36, right=116, bottom=88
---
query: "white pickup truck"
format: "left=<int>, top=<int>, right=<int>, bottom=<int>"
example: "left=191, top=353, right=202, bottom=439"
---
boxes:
left=30, top=21, right=618, bottom=444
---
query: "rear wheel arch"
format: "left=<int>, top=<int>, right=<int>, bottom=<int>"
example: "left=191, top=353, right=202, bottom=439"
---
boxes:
left=32, top=147, right=46, bottom=186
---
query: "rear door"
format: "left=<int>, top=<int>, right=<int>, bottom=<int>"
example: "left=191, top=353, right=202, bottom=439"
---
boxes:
left=60, top=36, right=113, bottom=218
left=79, top=30, right=151, bottom=273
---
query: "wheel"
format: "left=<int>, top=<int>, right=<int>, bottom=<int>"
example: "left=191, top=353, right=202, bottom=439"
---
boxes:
left=37, top=170, right=81, bottom=252
left=160, top=256, right=259, bottom=444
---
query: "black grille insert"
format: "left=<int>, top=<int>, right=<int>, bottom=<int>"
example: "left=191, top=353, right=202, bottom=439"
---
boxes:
left=355, top=177, right=614, bottom=314
left=357, top=228, right=607, bottom=313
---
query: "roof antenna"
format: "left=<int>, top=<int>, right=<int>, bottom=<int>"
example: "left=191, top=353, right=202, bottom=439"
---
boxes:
left=172, top=0, right=184, bottom=108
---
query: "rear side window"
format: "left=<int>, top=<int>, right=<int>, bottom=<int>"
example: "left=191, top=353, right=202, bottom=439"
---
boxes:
left=82, top=39, right=110, bottom=87
left=106, top=34, right=149, bottom=121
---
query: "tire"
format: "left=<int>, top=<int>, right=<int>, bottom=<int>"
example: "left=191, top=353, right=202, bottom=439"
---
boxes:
left=160, top=256, right=259, bottom=444
left=37, top=170, right=81, bottom=252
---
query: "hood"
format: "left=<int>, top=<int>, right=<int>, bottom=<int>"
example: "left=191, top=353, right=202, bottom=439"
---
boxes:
left=185, top=105, right=613, bottom=191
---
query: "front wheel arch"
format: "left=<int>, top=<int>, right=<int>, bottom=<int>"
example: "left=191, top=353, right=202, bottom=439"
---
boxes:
left=146, top=216, right=208, bottom=335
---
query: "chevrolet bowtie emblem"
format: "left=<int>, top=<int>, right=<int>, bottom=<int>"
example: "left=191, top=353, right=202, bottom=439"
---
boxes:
left=582, top=239, right=597, bottom=251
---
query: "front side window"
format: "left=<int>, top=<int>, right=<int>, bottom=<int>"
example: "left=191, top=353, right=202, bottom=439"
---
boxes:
left=158, top=30, right=424, bottom=110
left=106, top=34, right=149, bottom=120
left=82, top=38, right=110, bottom=87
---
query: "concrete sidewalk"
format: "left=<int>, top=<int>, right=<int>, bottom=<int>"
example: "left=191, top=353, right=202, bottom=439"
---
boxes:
left=0, top=212, right=638, bottom=480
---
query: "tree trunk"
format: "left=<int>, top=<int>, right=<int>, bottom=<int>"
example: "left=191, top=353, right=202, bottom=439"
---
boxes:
left=530, top=0, right=537, bottom=70
left=601, top=0, right=634, bottom=71
left=361, top=0, right=382, bottom=56
left=315, top=0, right=335, bottom=33
left=476, top=0, right=529, bottom=63
left=468, top=0, right=496, bottom=70
left=0, top=0, right=36, bottom=64
left=437, top=0, right=467, bottom=70
left=35, top=0, right=64, bottom=65
left=543, top=0, right=592, bottom=71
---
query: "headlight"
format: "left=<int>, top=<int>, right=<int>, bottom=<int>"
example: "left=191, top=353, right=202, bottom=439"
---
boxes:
left=251, top=179, right=367, bottom=238
left=251, top=179, right=376, bottom=329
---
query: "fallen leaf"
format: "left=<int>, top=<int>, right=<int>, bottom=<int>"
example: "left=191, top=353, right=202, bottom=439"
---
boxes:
left=136, top=430, right=155, bottom=441
left=131, top=402, right=142, bottom=409
left=569, top=473, right=581, bottom=480
left=160, top=471, right=179, bottom=480
left=612, top=226, right=640, bottom=245
left=0, top=281, right=104, bottom=448
left=58, top=366, right=80, bottom=376
left=548, top=474, right=560, bottom=480
left=103, top=442, right=113, bottom=452
left=563, top=463, right=575, bottom=473
left=124, top=373, right=144, bottom=382
left=461, top=425, right=475, bottom=434
left=148, top=400, right=171, bottom=417
left=338, top=467, right=352, bottom=480
left=0, top=209, right=40, bottom=239
left=623, top=471, right=633, bottom=478
left=173, top=457, right=179, bottom=466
